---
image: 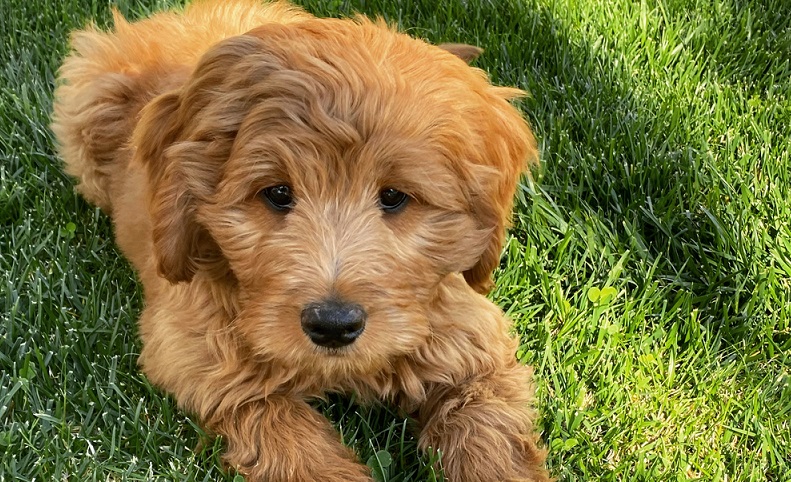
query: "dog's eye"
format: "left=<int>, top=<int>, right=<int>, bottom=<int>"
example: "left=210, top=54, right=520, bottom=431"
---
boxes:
left=379, top=188, right=408, bottom=213
left=259, top=185, right=294, bottom=211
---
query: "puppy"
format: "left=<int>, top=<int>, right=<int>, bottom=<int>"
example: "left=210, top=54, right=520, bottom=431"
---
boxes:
left=51, top=1, right=548, bottom=480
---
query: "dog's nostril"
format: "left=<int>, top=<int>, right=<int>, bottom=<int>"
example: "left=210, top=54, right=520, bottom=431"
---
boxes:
left=300, top=300, right=366, bottom=348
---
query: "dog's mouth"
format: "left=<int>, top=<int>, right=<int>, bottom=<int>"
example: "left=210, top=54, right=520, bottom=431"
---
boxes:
left=313, top=344, right=354, bottom=357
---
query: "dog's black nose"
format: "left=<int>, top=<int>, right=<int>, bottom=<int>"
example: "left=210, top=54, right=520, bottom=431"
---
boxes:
left=301, top=300, right=366, bottom=348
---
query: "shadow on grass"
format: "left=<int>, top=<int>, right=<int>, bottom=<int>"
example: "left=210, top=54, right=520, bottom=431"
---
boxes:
left=673, top=0, right=791, bottom=93
left=505, top=0, right=790, bottom=347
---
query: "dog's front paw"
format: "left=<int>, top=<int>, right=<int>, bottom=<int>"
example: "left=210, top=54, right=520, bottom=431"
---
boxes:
left=417, top=369, right=549, bottom=482
left=214, top=397, right=373, bottom=482
left=420, top=401, right=548, bottom=482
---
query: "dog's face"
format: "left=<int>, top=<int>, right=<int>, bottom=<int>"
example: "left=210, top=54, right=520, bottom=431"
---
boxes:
left=134, top=18, right=536, bottom=377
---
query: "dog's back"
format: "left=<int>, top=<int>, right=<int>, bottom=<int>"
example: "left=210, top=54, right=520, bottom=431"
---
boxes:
left=51, top=0, right=307, bottom=213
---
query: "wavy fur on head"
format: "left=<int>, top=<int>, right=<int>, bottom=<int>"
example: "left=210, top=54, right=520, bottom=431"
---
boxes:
left=52, top=1, right=548, bottom=480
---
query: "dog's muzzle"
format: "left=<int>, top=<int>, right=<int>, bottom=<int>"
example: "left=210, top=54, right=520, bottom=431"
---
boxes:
left=300, top=300, right=366, bottom=348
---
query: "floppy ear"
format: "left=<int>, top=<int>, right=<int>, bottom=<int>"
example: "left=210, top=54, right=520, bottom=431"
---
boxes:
left=133, top=91, right=207, bottom=283
left=438, top=43, right=483, bottom=63
left=462, top=89, right=538, bottom=294
left=132, top=35, right=271, bottom=283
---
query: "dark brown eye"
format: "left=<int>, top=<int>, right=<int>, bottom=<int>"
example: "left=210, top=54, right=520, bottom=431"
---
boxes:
left=379, top=188, right=408, bottom=213
left=259, top=185, right=294, bottom=211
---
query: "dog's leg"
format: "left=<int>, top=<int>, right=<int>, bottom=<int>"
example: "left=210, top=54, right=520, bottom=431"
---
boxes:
left=416, top=362, right=549, bottom=482
left=212, top=395, right=372, bottom=482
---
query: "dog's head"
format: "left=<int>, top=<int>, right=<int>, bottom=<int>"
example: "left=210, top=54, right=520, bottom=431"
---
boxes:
left=133, top=17, right=536, bottom=376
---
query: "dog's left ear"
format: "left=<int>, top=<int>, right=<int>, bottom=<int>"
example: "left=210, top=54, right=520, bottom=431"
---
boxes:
left=438, top=43, right=483, bottom=63
left=462, top=87, right=538, bottom=294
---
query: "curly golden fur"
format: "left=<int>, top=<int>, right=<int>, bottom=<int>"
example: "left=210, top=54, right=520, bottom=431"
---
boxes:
left=51, top=1, right=549, bottom=480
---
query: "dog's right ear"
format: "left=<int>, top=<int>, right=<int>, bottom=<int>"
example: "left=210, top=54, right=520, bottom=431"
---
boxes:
left=133, top=91, right=205, bottom=283
left=132, top=35, right=275, bottom=283
left=438, top=43, right=483, bottom=63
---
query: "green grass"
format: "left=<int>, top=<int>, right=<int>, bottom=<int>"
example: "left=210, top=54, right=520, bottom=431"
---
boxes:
left=2, top=0, right=790, bottom=480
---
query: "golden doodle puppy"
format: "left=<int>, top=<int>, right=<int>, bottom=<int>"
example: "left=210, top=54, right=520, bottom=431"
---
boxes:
left=52, top=1, right=549, bottom=480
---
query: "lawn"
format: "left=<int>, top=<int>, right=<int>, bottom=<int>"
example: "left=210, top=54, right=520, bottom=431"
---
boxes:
left=1, top=0, right=790, bottom=480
